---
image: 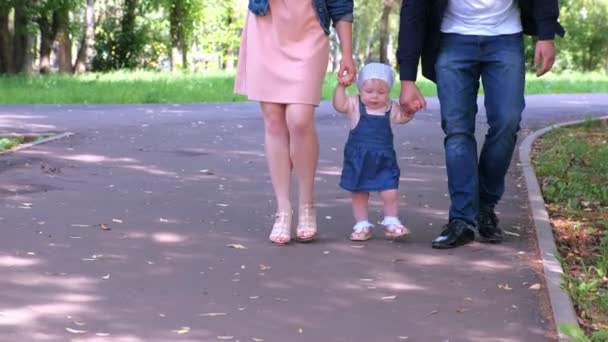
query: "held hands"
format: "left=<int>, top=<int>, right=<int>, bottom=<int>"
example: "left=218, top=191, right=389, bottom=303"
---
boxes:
left=338, top=55, right=356, bottom=86
left=399, top=81, right=426, bottom=117
left=534, top=40, right=556, bottom=77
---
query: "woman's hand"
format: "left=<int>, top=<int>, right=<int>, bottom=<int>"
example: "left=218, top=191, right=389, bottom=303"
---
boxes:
left=338, top=55, right=356, bottom=86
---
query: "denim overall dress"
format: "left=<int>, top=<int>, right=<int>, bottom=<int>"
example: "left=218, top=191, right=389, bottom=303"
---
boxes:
left=339, top=99, right=400, bottom=192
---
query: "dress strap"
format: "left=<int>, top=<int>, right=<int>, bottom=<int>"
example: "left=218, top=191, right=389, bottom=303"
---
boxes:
left=358, top=96, right=368, bottom=117
left=384, top=101, right=393, bottom=117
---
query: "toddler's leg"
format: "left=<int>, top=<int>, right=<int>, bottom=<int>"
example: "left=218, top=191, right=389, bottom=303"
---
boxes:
left=352, top=192, right=370, bottom=222
left=351, top=192, right=373, bottom=241
left=380, top=189, right=410, bottom=240
left=379, top=189, right=399, bottom=217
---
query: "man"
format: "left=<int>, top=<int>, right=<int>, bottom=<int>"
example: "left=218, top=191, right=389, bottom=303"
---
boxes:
left=397, top=0, right=564, bottom=249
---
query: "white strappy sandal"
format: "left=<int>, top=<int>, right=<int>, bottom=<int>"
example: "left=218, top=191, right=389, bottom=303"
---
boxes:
left=269, top=211, right=292, bottom=245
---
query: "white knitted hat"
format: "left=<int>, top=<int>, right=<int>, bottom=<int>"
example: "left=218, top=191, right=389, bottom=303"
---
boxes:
left=356, top=63, right=395, bottom=90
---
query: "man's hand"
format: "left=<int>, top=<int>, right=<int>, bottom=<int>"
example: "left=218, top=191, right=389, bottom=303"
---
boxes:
left=534, top=40, right=556, bottom=77
left=338, top=56, right=356, bottom=86
left=400, top=81, right=426, bottom=115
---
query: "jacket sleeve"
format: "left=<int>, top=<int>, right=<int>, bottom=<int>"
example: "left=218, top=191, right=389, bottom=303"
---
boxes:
left=327, top=0, right=354, bottom=24
left=396, top=0, right=428, bottom=81
left=534, top=0, right=565, bottom=40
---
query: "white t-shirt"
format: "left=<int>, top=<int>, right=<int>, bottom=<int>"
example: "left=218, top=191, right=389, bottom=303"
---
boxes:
left=441, top=0, right=523, bottom=36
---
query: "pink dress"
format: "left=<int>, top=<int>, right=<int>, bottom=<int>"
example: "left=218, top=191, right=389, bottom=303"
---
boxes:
left=234, top=0, right=329, bottom=106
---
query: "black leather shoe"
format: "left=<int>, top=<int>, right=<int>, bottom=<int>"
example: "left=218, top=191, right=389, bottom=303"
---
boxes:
left=478, top=208, right=503, bottom=243
left=431, top=220, right=475, bottom=249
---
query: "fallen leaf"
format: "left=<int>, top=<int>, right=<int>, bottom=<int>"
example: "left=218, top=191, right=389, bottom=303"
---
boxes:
left=65, top=327, right=87, bottom=334
left=173, top=327, right=190, bottom=334
left=498, top=283, right=513, bottom=290
left=398, top=337, right=409, bottom=340
left=112, top=219, right=123, bottom=223
left=100, top=224, right=111, bottom=231
left=381, top=295, right=397, bottom=300
left=252, top=338, right=265, bottom=342
left=259, top=264, right=271, bottom=270
left=504, top=231, right=520, bottom=237
left=323, top=250, right=330, bottom=255
left=529, top=283, right=542, bottom=290
left=160, top=218, right=169, bottom=222
left=101, top=274, right=110, bottom=280
left=199, top=313, right=227, bottom=317
left=456, top=308, right=468, bottom=313
left=350, top=245, right=365, bottom=248
left=298, top=328, right=303, bottom=334
left=95, top=333, right=110, bottom=336
left=74, top=321, right=86, bottom=326
left=464, top=297, right=473, bottom=302
left=426, top=310, right=439, bottom=316
left=392, top=258, right=405, bottom=263
left=227, top=244, right=247, bottom=249
left=217, top=336, right=234, bottom=340
left=71, top=224, right=89, bottom=227
left=359, top=278, right=374, bottom=282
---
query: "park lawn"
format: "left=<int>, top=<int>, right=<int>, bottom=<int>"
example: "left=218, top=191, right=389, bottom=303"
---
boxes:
left=0, top=135, right=48, bottom=152
left=0, top=70, right=607, bottom=105
left=532, top=118, right=608, bottom=341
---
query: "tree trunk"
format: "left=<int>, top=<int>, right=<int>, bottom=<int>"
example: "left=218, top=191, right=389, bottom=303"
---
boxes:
left=169, top=0, right=184, bottom=70
left=181, top=40, right=188, bottom=69
left=74, top=0, right=96, bottom=73
left=13, top=2, right=29, bottom=72
left=53, top=7, right=73, bottom=73
left=353, top=24, right=362, bottom=67
left=37, top=14, right=53, bottom=74
left=379, top=0, right=393, bottom=64
left=0, top=7, right=13, bottom=74
left=365, top=30, right=374, bottom=63
left=117, top=0, right=138, bottom=68
left=22, top=33, right=36, bottom=74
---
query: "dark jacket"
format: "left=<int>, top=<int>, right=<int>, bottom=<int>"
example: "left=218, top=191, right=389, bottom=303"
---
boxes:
left=397, top=0, right=565, bottom=82
left=248, top=0, right=354, bottom=35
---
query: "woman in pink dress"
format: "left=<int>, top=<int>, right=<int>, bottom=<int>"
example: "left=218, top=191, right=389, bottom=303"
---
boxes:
left=235, top=0, right=355, bottom=245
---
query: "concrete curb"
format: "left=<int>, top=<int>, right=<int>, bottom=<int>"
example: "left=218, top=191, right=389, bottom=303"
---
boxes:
left=519, top=115, right=608, bottom=341
left=0, top=132, right=74, bottom=155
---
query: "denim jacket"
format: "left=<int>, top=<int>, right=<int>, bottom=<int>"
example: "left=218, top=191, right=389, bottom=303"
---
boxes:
left=248, top=0, right=354, bottom=35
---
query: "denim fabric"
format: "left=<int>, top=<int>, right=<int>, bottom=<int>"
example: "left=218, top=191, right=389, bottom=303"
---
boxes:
left=248, top=0, right=353, bottom=35
left=340, top=99, right=400, bottom=192
left=435, top=33, right=525, bottom=226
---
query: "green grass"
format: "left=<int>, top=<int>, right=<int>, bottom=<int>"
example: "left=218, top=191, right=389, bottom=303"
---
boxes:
left=0, top=70, right=607, bottom=105
left=535, top=119, right=608, bottom=210
left=533, top=118, right=608, bottom=337
left=0, top=137, right=24, bottom=151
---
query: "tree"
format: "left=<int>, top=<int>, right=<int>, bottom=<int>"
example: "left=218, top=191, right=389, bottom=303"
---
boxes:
left=0, top=1, right=14, bottom=73
left=74, top=0, right=96, bottom=73
left=53, top=3, right=72, bottom=73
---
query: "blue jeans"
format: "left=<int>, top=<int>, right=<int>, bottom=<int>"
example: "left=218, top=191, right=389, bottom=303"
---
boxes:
left=436, top=33, right=525, bottom=227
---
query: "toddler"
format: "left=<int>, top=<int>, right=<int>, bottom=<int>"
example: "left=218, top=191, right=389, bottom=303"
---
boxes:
left=333, top=63, right=414, bottom=241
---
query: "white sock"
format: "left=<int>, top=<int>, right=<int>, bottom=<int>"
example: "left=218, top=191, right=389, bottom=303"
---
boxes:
left=381, top=216, right=402, bottom=226
left=353, top=220, right=373, bottom=231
